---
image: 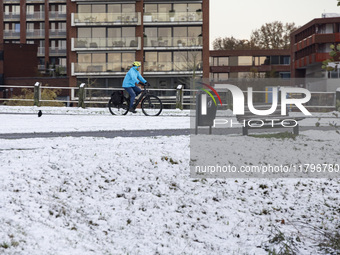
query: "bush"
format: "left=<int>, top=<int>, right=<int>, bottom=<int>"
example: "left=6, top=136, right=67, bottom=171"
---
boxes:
left=4, top=86, right=64, bottom=107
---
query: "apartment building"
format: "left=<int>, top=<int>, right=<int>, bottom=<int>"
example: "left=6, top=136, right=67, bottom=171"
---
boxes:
left=1, top=0, right=67, bottom=76
left=291, top=15, right=340, bottom=78
left=210, top=49, right=291, bottom=81
left=69, top=0, right=209, bottom=92
left=1, top=0, right=209, bottom=93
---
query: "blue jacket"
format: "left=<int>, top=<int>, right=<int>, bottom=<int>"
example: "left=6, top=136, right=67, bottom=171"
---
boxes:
left=122, top=67, right=147, bottom=88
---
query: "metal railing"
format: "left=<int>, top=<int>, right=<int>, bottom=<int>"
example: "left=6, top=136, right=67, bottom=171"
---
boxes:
left=0, top=83, right=338, bottom=111
left=72, top=37, right=141, bottom=50
left=72, top=12, right=141, bottom=26
left=143, top=11, right=202, bottom=23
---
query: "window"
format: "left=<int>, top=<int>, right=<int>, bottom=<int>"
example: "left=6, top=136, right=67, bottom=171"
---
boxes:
left=122, top=4, right=135, bottom=13
left=26, top=23, right=34, bottom=31
left=58, top=5, right=66, bottom=13
left=280, top=56, right=290, bottom=65
left=279, top=72, right=291, bottom=79
left=92, top=53, right=105, bottom=63
left=14, top=23, right=20, bottom=32
left=78, top=5, right=91, bottom=13
left=108, top=4, right=121, bottom=13
left=4, top=6, right=9, bottom=15
left=51, top=40, right=56, bottom=49
left=27, top=5, right=34, bottom=14
left=270, top=56, right=279, bottom=65
left=12, top=5, right=20, bottom=14
left=173, top=4, right=187, bottom=12
left=144, top=4, right=157, bottom=13
left=92, top=5, right=105, bottom=13
left=59, top=40, right=66, bottom=49
left=158, top=4, right=171, bottom=13
left=238, top=56, right=253, bottom=66
left=255, top=56, right=267, bottom=65
left=218, top=57, right=228, bottom=66
left=218, top=73, right=229, bottom=81
left=78, top=54, right=91, bottom=63
left=59, top=22, right=66, bottom=31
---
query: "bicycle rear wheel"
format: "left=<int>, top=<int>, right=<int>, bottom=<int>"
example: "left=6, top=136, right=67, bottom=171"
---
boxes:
left=108, top=97, right=129, bottom=115
left=141, top=95, right=163, bottom=116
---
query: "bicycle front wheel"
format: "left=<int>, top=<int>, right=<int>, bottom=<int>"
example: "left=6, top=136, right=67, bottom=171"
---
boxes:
left=108, top=97, right=129, bottom=115
left=141, top=95, right=163, bottom=116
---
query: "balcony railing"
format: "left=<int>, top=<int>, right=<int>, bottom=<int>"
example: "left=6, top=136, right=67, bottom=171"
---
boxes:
left=49, top=47, right=67, bottom=55
left=49, top=29, right=67, bottom=37
left=4, top=13, right=20, bottom=21
left=144, top=61, right=203, bottom=72
left=49, top=0, right=66, bottom=3
left=3, top=0, right=20, bottom=3
left=26, top=12, right=45, bottom=20
left=72, top=12, right=141, bottom=26
left=72, top=62, right=132, bottom=75
left=72, top=37, right=141, bottom=50
left=38, top=47, right=45, bottom=55
left=26, top=29, right=45, bottom=38
left=72, top=60, right=203, bottom=75
left=143, top=11, right=202, bottom=24
left=144, top=36, right=203, bottom=48
left=4, top=30, right=20, bottom=38
left=49, top=11, right=67, bottom=20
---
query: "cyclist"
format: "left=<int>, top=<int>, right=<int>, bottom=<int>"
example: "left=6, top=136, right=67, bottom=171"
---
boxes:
left=122, top=61, right=149, bottom=113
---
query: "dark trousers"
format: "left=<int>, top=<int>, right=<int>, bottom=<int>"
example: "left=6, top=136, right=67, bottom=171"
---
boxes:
left=124, top=86, right=142, bottom=108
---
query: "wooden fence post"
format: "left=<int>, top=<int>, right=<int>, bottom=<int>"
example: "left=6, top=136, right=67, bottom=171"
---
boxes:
left=34, top=82, right=41, bottom=106
left=176, top=84, right=183, bottom=110
left=78, top=83, right=86, bottom=108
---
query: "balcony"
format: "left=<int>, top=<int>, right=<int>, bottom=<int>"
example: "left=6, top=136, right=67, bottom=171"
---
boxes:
left=71, top=62, right=132, bottom=76
left=49, top=47, right=67, bottom=56
left=38, top=47, right=45, bottom=56
left=144, top=61, right=203, bottom=74
left=144, top=36, right=202, bottom=49
left=26, top=0, right=44, bottom=2
left=143, top=11, right=202, bottom=25
left=3, top=0, right=20, bottom=3
left=72, top=37, right=141, bottom=51
left=49, top=11, right=67, bottom=20
left=3, top=30, right=20, bottom=39
left=49, top=29, right=67, bottom=38
left=4, top=13, right=20, bottom=21
left=72, top=12, right=141, bottom=26
left=49, top=0, right=66, bottom=3
left=26, top=29, right=45, bottom=39
left=26, top=12, right=45, bottom=21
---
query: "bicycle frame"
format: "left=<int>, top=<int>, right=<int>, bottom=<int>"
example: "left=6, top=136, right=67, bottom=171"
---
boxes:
left=128, top=85, right=149, bottom=109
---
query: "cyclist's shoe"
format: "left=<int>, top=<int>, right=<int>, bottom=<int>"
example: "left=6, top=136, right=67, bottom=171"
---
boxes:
left=129, top=108, right=137, bottom=113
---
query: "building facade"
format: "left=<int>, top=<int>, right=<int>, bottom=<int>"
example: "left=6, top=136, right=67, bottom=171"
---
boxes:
left=291, top=15, right=340, bottom=79
left=210, top=49, right=291, bottom=81
left=1, top=0, right=209, bottom=93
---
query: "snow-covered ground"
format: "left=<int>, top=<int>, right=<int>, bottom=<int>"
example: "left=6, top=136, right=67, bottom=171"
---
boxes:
left=1, top=106, right=340, bottom=254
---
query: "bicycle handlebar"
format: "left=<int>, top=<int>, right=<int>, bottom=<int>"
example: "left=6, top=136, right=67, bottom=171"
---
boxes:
left=139, top=82, right=151, bottom=87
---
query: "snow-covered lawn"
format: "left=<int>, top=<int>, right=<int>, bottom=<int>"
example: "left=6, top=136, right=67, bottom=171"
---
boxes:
left=0, top=106, right=339, bottom=254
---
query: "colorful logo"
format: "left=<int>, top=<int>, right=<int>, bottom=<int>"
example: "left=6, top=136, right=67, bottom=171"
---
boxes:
left=199, top=82, right=223, bottom=106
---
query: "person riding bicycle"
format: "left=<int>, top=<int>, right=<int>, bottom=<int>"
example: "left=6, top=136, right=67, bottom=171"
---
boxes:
left=122, top=61, right=149, bottom=113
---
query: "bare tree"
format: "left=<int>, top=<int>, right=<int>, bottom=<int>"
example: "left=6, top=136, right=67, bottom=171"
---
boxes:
left=212, top=36, right=257, bottom=50
left=250, top=21, right=297, bottom=49
left=175, top=50, right=202, bottom=89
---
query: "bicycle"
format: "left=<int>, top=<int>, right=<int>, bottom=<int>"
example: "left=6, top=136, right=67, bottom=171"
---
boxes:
left=108, top=83, right=163, bottom=116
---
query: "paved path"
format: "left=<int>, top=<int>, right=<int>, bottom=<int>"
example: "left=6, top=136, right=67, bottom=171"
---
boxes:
left=0, top=126, right=337, bottom=139
left=0, top=129, right=191, bottom=139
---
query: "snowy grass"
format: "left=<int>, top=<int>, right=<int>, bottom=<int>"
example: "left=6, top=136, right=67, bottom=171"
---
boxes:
left=0, top=106, right=340, bottom=254
left=1, top=134, right=340, bottom=254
